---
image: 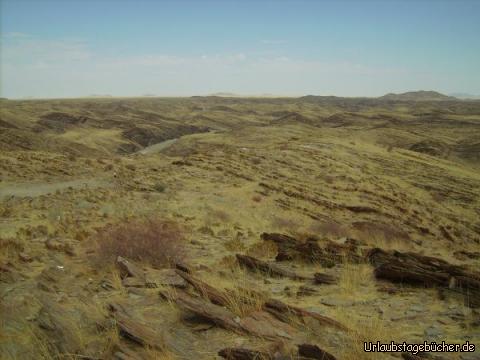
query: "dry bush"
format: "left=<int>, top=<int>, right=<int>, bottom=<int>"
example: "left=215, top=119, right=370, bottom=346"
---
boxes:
left=94, top=218, right=185, bottom=268
left=252, top=194, right=262, bottom=202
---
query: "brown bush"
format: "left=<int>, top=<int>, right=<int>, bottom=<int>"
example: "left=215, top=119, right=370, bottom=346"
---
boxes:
left=94, top=218, right=185, bottom=268
left=251, top=194, right=262, bottom=202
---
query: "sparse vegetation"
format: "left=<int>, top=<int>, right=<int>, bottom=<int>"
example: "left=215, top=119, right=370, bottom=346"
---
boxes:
left=1, top=96, right=479, bottom=359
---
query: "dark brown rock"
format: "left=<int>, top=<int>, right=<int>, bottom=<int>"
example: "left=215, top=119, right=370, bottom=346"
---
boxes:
left=121, top=277, right=146, bottom=288
left=116, top=256, right=145, bottom=280
left=163, top=290, right=296, bottom=340
left=368, top=248, right=480, bottom=307
left=261, top=233, right=298, bottom=249
left=297, top=286, right=317, bottom=297
left=219, top=347, right=272, bottom=359
left=236, top=254, right=308, bottom=280
left=239, top=311, right=295, bottom=340
left=260, top=232, right=361, bottom=265
left=313, top=273, right=337, bottom=285
left=453, top=250, right=480, bottom=260
left=174, top=260, right=193, bottom=274
left=175, top=269, right=229, bottom=304
left=298, top=344, right=336, bottom=360
left=167, top=290, right=242, bottom=332
left=115, top=313, right=164, bottom=349
left=263, top=299, right=347, bottom=331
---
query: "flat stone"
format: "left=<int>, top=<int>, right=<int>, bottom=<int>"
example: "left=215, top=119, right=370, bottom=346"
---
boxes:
left=297, top=286, right=317, bottom=297
left=320, top=298, right=355, bottom=307
left=122, top=277, right=146, bottom=288
left=145, top=268, right=187, bottom=288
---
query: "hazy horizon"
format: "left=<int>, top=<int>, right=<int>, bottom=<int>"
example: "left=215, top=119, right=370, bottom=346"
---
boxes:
left=0, top=90, right=475, bottom=101
left=1, top=0, right=479, bottom=99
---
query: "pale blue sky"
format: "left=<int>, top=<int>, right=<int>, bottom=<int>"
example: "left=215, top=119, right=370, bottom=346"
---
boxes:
left=1, top=0, right=479, bottom=98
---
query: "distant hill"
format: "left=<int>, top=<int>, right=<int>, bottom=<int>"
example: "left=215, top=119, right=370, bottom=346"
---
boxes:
left=379, top=91, right=456, bottom=101
left=209, top=92, right=240, bottom=97
left=449, top=93, right=480, bottom=100
left=209, top=92, right=284, bottom=98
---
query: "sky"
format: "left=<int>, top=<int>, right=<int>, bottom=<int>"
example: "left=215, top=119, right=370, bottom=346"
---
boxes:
left=1, top=0, right=479, bottom=98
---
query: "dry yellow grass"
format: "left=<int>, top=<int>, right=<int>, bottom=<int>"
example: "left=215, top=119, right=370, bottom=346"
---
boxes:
left=1, top=96, right=479, bottom=358
left=338, top=314, right=392, bottom=360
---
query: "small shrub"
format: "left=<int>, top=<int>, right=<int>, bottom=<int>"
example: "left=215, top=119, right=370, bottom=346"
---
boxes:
left=252, top=194, right=262, bottom=202
left=94, top=218, right=185, bottom=268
